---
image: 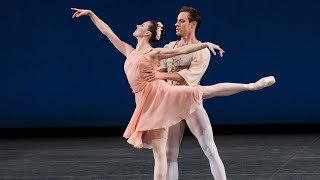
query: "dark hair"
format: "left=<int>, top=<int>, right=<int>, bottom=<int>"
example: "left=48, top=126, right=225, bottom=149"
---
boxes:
left=148, top=20, right=166, bottom=43
left=180, top=6, right=201, bottom=32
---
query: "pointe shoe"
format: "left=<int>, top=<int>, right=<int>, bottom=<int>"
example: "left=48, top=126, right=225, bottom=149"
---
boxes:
left=247, top=76, right=276, bottom=90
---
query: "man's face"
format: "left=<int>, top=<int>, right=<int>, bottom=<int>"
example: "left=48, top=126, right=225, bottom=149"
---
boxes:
left=175, top=12, right=194, bottom=37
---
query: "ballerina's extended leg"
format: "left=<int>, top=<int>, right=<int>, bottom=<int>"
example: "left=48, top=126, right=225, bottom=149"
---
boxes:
left=202, top=76, right=276, bottom=99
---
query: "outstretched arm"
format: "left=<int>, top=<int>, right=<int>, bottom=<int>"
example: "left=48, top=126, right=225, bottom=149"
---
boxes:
left=148, top=42, right=224, bottom=61
left=71, top=8, right=134, bottom=57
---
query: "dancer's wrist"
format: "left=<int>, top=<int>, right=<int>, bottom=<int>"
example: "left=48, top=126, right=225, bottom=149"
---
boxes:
left=158, top=72, right=165, bottom=80
left=87, top=10, right=93, bottom=16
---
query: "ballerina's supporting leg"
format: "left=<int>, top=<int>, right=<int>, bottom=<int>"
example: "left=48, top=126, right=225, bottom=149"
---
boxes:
left=152, top=135, right=168, bottom=180
left=202, top=76, right=276, bottom=99
left=166, top=121, right=186, bottom=180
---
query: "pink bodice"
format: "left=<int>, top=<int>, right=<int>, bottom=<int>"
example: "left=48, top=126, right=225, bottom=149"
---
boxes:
left=124, top=50, right=157, bottom=93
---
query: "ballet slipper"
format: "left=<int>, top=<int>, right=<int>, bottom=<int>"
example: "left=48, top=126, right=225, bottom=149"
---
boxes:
left=246, top=76, right=276, bottom=91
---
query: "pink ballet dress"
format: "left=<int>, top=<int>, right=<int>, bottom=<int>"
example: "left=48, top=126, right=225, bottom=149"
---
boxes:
left=123, top=49, right=203, bottom=149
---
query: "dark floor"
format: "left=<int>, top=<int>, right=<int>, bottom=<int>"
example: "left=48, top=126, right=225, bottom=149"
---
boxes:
left=0, top=132, right=319, bottom=179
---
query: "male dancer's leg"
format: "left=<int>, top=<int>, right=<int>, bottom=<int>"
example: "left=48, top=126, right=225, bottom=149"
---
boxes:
left=165, top=76, right=275, bottom=179
left=166, top=121, right=186, bottom=180
left=186, top=104, right=227, bottom=180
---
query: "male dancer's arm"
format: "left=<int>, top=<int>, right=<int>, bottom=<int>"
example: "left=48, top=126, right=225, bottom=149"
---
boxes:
left=156, top=71, right=186, bottom=83
left=143, top=48, right=211, bottom=85
left=142, top=42, right=185, bottom=83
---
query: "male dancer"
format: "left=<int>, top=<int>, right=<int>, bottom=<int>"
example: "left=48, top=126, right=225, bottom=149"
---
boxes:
left=142, top=6, right=227, bottom=180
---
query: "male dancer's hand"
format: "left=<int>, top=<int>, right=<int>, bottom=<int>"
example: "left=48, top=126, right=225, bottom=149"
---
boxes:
left=144, top=70, right=161, bottom=82
left=140, top=63, right=162, bottom=82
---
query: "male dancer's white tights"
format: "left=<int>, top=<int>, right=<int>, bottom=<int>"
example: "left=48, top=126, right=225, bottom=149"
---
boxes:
left=166, top=76, right=276, bottom=180
left=166, top=105, right=227, bottom=180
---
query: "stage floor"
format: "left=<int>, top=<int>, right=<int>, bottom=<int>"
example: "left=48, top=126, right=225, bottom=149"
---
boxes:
left=0, top=133, right=319, bottom=179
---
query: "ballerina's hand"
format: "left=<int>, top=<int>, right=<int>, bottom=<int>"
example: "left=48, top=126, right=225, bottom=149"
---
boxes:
left=70, top=8, right=91, bottom=18
left=207, top=43, right=225, bottom=57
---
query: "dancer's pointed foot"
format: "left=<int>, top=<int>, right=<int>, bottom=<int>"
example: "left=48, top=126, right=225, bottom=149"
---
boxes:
left=246, top=76, right=276, bottom=90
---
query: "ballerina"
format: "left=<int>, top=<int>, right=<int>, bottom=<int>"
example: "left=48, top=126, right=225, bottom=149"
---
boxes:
left=71, top=7, right=275, bottom=180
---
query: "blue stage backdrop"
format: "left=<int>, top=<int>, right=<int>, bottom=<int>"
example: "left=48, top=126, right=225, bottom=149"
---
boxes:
left=1, top=0, right=319, bottom=127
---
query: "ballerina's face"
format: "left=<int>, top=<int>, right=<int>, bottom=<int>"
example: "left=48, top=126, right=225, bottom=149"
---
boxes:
left=133, top=21, right=152, bottom=38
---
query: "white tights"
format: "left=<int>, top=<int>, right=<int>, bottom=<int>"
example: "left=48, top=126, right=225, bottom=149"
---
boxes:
left=166, top=105, right=227, bottom=180
left=165, top=76, right=275, bottom=180
left=152, top=76, right=276, bottom=180
left=152, top=137, right=168, bottom=180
